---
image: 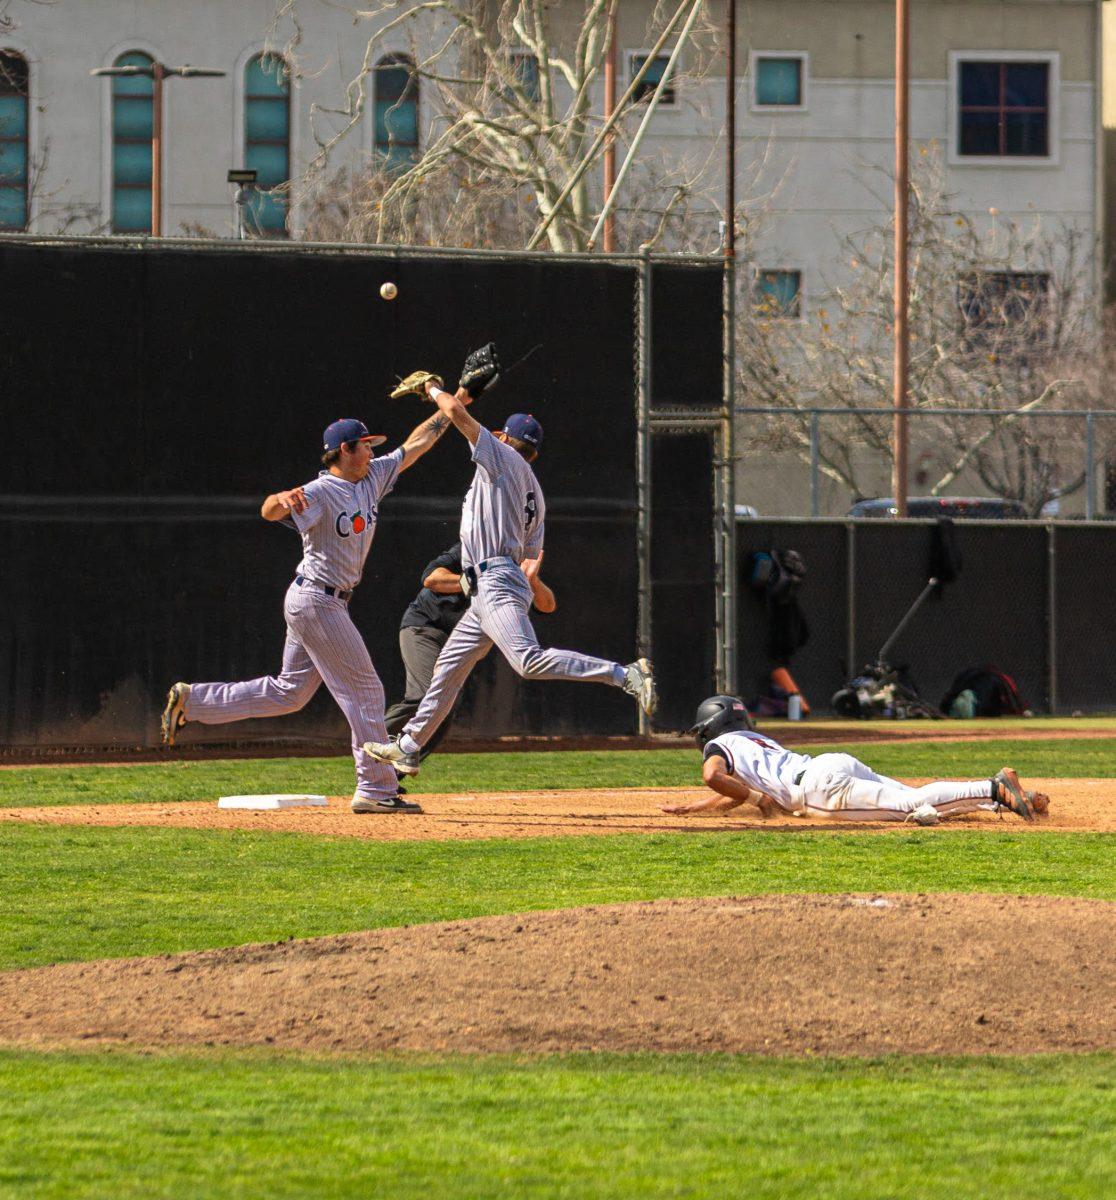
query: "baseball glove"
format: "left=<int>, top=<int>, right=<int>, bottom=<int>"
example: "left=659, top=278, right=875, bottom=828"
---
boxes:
left=459, top=342, right=500, bottom=400
left=390, top=370, right=443, bottom=401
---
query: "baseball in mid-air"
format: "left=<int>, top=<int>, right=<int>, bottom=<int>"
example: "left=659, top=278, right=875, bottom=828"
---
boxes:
left=380, top=281, right=398, bottom=301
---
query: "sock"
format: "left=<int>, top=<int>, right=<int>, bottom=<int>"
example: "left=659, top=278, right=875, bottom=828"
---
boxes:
left=400, top=733, right=421, bottom=755
left=612, top=664, right=628, bottom=687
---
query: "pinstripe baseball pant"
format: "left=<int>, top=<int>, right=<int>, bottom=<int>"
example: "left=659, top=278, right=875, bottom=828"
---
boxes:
left=403, top=561, right=624, bottom=749
left=793, top=753, right=992, bottom=820
left=183, top=580, right=398, bottom=799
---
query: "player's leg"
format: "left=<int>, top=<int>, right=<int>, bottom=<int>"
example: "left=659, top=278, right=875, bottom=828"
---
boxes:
left=384, top=626, right=444, bottom=735
left=384, top=626, right=459, bottom=758
left=800, top=753, right=991, bottom=822
left=478, top=572, right=626, bottom=683
left=286, top=589, right=403, bottom=804
left=176, top=629, right=322, bottom=728
left=397, top=609, right=494, bottom=751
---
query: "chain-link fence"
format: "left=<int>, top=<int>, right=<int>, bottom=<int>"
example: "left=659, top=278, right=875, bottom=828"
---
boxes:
left=736, top=407, right=1116, bottom=521
left=736, top=516, right=1116, bottom=715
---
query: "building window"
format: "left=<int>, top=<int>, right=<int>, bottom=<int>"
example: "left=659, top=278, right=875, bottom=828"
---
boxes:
left=508, top=51, right=540, bottom=103
left=753, top=269, right=802, bottom=319
left=0, top=51, right=28, bottom=230
left=958, top=61, right=1049, bottom=157
left=374, top=55, right=419, bottom=172
left=111, top=51, right=154, bottom=233
left=959, top=271, right=1049, bottom=352
left=753, top=55, right=804, bottom=108
left=629, top=53, right=674, bottom=106
left=244, top=53, right=290, bottom=237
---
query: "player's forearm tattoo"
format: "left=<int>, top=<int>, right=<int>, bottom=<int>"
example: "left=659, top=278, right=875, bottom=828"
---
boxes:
left=426, top=414, right=450, bottom=438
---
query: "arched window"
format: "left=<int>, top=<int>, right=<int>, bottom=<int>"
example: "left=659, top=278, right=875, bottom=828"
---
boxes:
left=374, top=55, right=419, bottom=172
left=0, top=51, right=29, bottom=230
left=111, top=51, right=154, bottom=232
left=244, top=53, right=290, bottom=236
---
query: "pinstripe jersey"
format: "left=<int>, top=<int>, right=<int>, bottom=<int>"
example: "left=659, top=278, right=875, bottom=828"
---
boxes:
left=289, top=448, right=405, bottom=589
left=703, top=730, right=812, bottom=809
left=461, top=428, right=545, bottom=568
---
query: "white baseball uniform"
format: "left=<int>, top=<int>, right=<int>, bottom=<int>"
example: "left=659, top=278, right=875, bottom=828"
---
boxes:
left=182, top=450, right=405, bottom=800
left=704, top=729, right=995, bottom=820
left=400, top=427, right=627, bottom=750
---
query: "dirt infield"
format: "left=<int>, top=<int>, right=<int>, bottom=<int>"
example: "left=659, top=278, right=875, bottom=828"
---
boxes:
left=0, top=894, right=1110, bottom=1057
left=1, top=778, right=1112, bottom=838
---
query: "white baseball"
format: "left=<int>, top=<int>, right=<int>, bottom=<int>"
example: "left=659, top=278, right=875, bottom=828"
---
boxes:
left=380, top=281, right=398, bottom=301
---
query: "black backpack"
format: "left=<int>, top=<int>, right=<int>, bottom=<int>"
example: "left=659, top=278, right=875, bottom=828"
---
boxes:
left=940, top=667, right=1026, bottom=717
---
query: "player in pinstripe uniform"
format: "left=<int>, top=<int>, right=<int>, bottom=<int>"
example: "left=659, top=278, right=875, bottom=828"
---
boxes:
left=160, top=412, right=451, bottom=813
left=363, top=380, right=656, bottom=776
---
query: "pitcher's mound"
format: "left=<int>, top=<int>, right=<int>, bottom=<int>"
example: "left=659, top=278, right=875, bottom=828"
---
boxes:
left=0, top=894, right=1111, bottom=1057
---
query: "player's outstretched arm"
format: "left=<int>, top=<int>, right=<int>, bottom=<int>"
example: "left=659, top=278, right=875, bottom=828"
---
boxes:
left=426, top=381, right=483, bottom=445
left=398, top=408, right=455, bottom=472
left=261, top=488, right=308, bottom=521
left=661, top=754, right=750, bottom=815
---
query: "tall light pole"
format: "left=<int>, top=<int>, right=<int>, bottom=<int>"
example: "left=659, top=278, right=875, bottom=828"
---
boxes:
left=892, top=0, right=910, bottom=515
left=91, top=63, right=225, bottom=237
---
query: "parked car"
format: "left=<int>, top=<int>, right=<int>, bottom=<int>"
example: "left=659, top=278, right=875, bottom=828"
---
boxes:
left=847, top=497, right=1028, bottom=520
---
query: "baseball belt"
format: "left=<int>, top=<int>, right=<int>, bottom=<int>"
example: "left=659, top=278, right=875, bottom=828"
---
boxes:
left=295, top=574, right=354, bottom=603
left=462, top=556, right=516, bottom=593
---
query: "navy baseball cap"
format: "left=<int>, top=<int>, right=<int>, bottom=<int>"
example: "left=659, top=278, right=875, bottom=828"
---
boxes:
left=322, top=418, right=387, bottom=452
left=502, top=413, right=543, bottom=448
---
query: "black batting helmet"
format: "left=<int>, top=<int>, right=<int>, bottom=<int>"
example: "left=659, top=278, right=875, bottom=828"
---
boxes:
left=688, top=695, right=755, bottom=747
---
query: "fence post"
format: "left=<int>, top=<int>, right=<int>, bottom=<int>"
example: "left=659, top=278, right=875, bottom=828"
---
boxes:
left=635, top=247, right=653, bottom=735
left=846, top=521, right=857, bottom=675
left=720, top=254, right=737, bottom=692
left=810, top=410, right=820, bottom=518
left=1046, top=522, right=1058, bottom=714
left=1085, top=411, right=1096, bottom=521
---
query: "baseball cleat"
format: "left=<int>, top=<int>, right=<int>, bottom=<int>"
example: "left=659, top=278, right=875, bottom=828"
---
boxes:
left=623, top=658, right=658, bottom=717
left=991, top=767, right=1036, bottom=821
left=1027, top=789, right=1051, bottom=816
left=906, top=803, right=941, bottom=826
left=362, top=735, right=421, bottom=776
left=161, top=682, right=190, bottom=746
left=351, top=793, right=423, bottom=814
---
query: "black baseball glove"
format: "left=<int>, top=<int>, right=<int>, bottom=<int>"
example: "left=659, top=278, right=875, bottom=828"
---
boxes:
left=459, top=342, right=500, bottom=400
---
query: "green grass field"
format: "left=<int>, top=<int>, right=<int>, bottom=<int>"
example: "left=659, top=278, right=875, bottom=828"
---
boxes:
left=2, top=824, right=1112, bottom=970
left=1, top=736, right=1113, bottom=1198
left=1, top=1050, right=1111, bottom=1200
left=2, top=737, right=1113, bottom=807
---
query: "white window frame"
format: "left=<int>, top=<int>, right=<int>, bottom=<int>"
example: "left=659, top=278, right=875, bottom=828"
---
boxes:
left=749, top=51, right=809, bottom=113
left=99, top=38, right=167, bottom=235
left=947, top=50, right=1059, bottom=168
left=626, top=50, right=677, bottom=110
left=751, top=265, right=806, bottom=323
left=0, top=36, right=39, bottom=231
left=506, top=47, right=542, bottom=104
left=233, top=43, right=300, bottom=236
left=366, top=50, right=422, bottom=169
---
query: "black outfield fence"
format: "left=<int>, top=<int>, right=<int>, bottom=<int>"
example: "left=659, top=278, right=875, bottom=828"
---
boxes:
left=0, top=237, right=724, bottom=748
left=737, top=519, right=1116, bottom=715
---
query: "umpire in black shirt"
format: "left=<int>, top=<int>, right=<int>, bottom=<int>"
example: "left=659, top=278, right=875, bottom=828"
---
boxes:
left=384, top=543, right=469, bottom=759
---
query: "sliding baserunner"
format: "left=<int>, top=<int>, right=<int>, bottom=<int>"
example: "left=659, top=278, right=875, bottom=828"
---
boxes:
left=662, top=695, right=1050, bottom=824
